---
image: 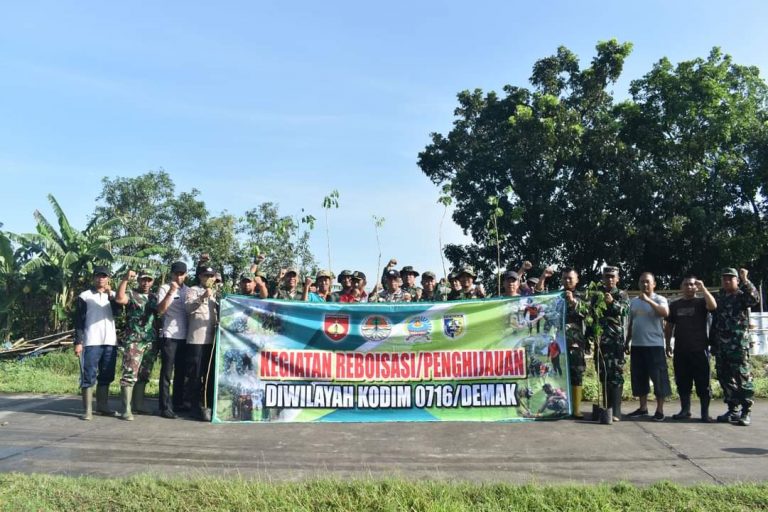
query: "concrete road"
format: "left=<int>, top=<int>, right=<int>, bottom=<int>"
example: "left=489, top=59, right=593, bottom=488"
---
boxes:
left=1, top=394, right=767, bottom=484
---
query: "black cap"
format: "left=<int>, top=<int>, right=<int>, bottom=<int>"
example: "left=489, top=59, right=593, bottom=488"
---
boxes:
left=93, top=265, right=111, bottom=277
left=384, top=269, right=400, bottom=279
left=352, top=271, right=366, bottom=281
left=171, top=261, right=188, bottom=274
left=503, top=270, right=519, bottom=281
left=197, top=265, right=215, bottom=276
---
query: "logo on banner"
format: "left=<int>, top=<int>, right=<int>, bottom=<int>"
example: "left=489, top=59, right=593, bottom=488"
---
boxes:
left=360, top=315, right=392, bottom=342
left=443, top=314, right=466, bottom=339
left=324, top=314, right=350, bottom=342
left=406, top=316, right=432, bottom=343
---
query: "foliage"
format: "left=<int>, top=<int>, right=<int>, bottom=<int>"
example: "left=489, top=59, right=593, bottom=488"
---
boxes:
left=2, top=474, right=768, bottom=512
left=419, top=41, right=768, bottom=287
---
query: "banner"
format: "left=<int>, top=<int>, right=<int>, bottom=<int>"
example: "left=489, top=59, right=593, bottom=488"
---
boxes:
left=213, top=293, right=570, bottom=423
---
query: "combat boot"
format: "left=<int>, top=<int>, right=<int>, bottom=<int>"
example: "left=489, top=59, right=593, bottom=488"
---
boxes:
left=611, top=384, right=623, bottom=422
left=571, top=386, right=584, bottom=419
left=716, top=404, right=739, bottom=423
left=738, top=400, right=753, bottom=427
left=672, top=394, right=692, bottom=420
left=132, top=381, right=152, bottom=415
left=95, top=385, right=118, bottom=417
left=81, top=387, right=93, bottom=421
left=121, top=386, right=134, bottom=421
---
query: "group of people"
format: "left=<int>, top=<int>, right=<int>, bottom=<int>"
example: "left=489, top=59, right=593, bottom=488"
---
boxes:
left=74, top=260, right=219, bottom=422
left=73, top=254, right=760, bottom=427
left=562, top=266, right=759, bottom=427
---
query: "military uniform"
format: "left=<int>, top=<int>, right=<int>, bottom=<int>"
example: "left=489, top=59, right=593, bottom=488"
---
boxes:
left=591, top=275, right=629, bottom=418
left=275, top=288, right=302, bottom=300
left=447, top=266, right=482, bottom=301
left=711, top=271, right=759, bottom=424
left=400, top=266, right=420, bottom=298
left=119, top=290, right=159, bottom=387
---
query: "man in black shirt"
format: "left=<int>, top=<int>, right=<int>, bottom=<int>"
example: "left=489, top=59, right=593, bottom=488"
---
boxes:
left=665, top=275, right=717, bottom=422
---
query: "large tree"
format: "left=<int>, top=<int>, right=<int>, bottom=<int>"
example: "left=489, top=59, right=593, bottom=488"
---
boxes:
left=419, top=41, right=768, bottom=288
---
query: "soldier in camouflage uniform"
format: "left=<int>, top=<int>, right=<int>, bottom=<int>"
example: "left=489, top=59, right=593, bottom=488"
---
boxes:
left=239, top=271, right=269, bottom=298
left=711, top=268, right=759, bottom=426
left=591, top=266, right=629, bottom=422
left=447, top=266, right=486, bottom=301
left=561, top=268, right=588, bottom=418
left=418, top=271, right=444, bottom=302
left=273, top=268, right=302, bottom=300
left=400, top=266, right=420, bottom=298
left=115, top=269, right=159, bottom=421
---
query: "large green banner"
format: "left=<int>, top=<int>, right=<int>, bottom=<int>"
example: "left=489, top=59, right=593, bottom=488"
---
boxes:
left=213, top=293, right=570, bottom=422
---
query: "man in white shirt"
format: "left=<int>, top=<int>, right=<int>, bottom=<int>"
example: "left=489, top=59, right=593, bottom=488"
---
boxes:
left=156, top=261, right=189, bottom=419
left=74, top=265, right=120, bottom=420
left=625, top=272, right=671, bottom=421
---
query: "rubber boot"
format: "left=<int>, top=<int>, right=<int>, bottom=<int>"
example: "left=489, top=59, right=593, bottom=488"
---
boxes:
left=81, top=387, right=93, bottom=421
left=95, top=385, right=118, bottom=417
left=571, top=386, right=584, bottom=419
left=673, top=394, right=692, bottom=420
left=700, top=396, right=712, bottom=423
left=611, top=384, right=622, bottom=422
left=132, top=381, right=152, bottom=415
left=738, top=399, right=753, bottom=427
left=121, top=386, right=134, bottom=421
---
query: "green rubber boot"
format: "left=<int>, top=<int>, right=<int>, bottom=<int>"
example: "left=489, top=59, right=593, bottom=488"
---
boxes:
left=81, top=387, right=93, bottom=421
left=121, top=386, right=134, bottom=421
left=132, top=381, right=152, bottom=415
left=95, top=385, right=118, bottom=417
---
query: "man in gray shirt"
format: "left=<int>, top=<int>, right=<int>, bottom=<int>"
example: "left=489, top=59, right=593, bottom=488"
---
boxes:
left=625, top=272, right=671, bottom=421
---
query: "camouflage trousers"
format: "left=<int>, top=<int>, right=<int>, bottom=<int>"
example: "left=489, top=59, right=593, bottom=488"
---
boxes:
left=594, top=336, right=625, bottom=386
left=120, top=341, right=158, bottom=387
left=566, top=324, right=587, bottom=386
left=715, top=345, right=754, bottom=407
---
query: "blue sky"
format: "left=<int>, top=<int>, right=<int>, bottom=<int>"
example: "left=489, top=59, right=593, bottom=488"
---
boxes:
left=2, top=1, right=767, bottom=281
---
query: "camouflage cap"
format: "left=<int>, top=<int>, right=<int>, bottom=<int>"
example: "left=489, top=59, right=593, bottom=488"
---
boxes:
left=316, top=270, right=333, bottom=279
left=721, top=267, right=738, bottom=277
left=240, top=271, right=256, bottom=281
left=352, top=271, right=366, bottom=281
left=138, top=269, right=154, bottom=280
left=602, top=266, right=620, bottom=276
left=337, top=269, right=354, bottom=283
left=284, top=267, right=299, bottom=276
left=400, top=265, right=419, bottom=277
left=502, top=270, right=519, bottom=281
left=457, top=265, right=476, bottom=278
left=422, top=271, right=436, bottom=280
left=448, top=271, right=459, bottom=281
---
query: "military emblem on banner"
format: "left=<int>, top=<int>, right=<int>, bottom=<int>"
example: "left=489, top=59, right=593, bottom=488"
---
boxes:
left=360, top=315, right=392, bottom=342
left=323, top=314, right=350, bottom=342
left=406, top=316, right=432, bottom=343
left=442, top=314, right=466, bottom=339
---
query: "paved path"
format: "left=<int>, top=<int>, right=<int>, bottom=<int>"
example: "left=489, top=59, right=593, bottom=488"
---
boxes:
left=1, top=394, right=767, bottom=484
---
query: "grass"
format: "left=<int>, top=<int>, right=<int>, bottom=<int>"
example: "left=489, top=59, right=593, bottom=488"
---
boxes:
left=1, top=474, right=767, bottom=512
left=1, top=350, right=767, bottom=403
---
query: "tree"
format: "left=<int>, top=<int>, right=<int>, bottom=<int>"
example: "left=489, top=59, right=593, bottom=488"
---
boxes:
left=419, top=41, right=768, bottom=287
left=9, top=195, right=155, bottom=331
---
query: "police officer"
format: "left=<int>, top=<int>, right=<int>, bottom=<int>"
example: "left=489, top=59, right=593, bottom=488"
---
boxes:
left=370, top=268, right=411, bottom=302
left=711, top=268, right=759, bottom=426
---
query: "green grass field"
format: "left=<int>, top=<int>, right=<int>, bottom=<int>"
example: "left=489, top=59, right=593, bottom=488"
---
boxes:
left=1, top=474, right=767, bottom=512
left=1, top=349, right=766, bottom=402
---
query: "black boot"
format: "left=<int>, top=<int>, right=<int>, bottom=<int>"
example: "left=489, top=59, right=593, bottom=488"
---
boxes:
left=611, top=384, right=623, bottom=421
left=673, top=394, right=692, bottom=420
left=738, top=399, right=753, bottom=427
left=716, top=403, right=739, bottom=423
left=700, top=396, right=712, bottom=423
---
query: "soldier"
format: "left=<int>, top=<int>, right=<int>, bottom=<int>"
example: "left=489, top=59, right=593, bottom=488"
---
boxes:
left=273, top=268, right=302, bottom=300
left=711, top=268, right=759, bottom=426
left=418, top=271, right=443, bottom=301
left=400, top=266, right=420, bottom=298
left=665, top=275, right=717, bottom=422
left=370, top=268, right=411, bottom=302
left=239, top=271, right=268, bottom=298
left=114, top=269, right=158, bottom=421
left=304, top=270, right=334, bottom=301
left=73, top=266, right=121, bottom=420
left=562, top=268, right=588, bottom=418
left=184, top=264, right=219, bottom=421
left=625, top=272, right=671, bottom=422
left=591, top=266, right=629, bottom=422
left=331, top=270, right=355, bottom=302
left=447, top=266, right=485, bottom=300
